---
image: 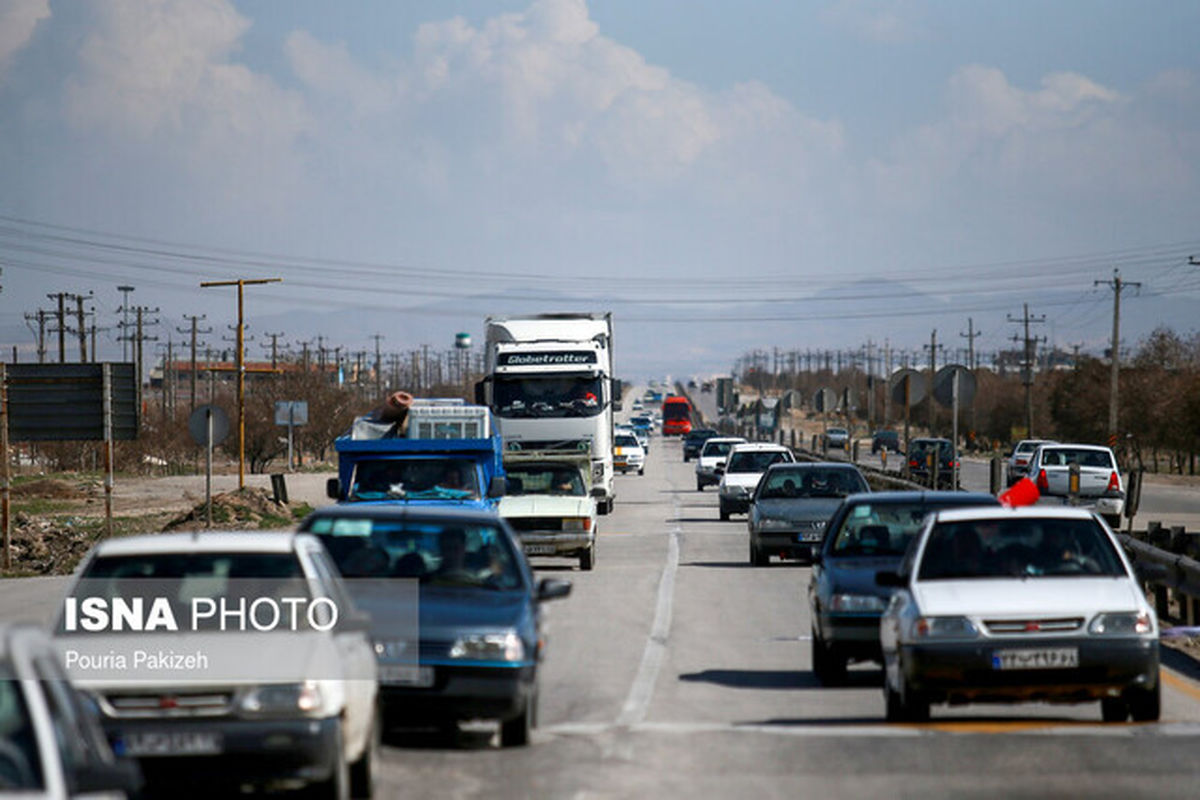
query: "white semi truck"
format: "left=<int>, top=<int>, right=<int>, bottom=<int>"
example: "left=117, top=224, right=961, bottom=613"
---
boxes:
left=478, top=313, right=619, bottom=514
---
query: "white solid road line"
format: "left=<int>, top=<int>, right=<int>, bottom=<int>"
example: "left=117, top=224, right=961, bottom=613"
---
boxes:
left=614, top=497, right=682, bottom=727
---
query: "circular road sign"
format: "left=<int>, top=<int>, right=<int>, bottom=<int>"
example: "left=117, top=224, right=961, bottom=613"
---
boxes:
left=188, top=404, right=230, bottom=447
left=889, top=369, right=927, bottom=407
left=933, top=365, right=978, bottom=408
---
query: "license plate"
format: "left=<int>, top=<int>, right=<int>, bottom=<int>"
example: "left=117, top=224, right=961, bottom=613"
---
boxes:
left=379, top=665, right=435, bottom=687
left=991, top=647, right=1079, bottom=670
left=799, top=531, right=823, bottom=542
left=524, top=544, right=558, bottom=555
left=120, top=731, right=223, bottom=757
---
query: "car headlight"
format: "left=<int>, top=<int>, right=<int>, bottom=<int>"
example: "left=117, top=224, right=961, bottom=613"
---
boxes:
left=912, top=616, right=978, bottom=639
left=449, top=632, right=525, bottom=662
left=1089, top=612, right=1153, bottom=636
left=241, top=682, right=325, bottom=717
left=829, top=593, right=886, bottom=612
left=562, top=517, right=592, bottom=532
left=758, top=518, right=793, bottom=531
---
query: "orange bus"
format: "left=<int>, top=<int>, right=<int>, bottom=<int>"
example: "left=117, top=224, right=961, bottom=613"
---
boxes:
left=661, top=395, right=692, bottom=436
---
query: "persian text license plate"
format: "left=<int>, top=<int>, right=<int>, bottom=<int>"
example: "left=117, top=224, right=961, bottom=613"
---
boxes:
left=524, top=544, right=558, bottom=555
left=991, top=647, right=1079, bottom=670
left=379, top=665, right=435, bottom=687
left=120, top=731, right=223, bottom=757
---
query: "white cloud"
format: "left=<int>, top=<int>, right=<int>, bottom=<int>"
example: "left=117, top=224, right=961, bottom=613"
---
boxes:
left=0, top=0, right=49, bottom=77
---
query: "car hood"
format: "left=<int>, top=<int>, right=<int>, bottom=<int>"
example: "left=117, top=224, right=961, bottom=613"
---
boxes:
left=823, top=556, right=906, bottom=595
left=755, top=497, right=843, bottom=521
left=499, top=495, right=593, bottom=518
left=912, top=577, right=1145, bottom=618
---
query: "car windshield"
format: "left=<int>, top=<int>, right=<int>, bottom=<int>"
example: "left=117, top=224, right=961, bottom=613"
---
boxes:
left=727, top=451, right=789, bottom=473
left=662, top=403, right=690, bottom=422
left=910, top=441, right=952, bottom=457
left=917, top=517, right=1126, bottom=580
left=1038, top=448, right=1115, bottom=469
left=0, top=663, right=44, bottom=790
left=831, top=502, right=978, bottom=557
left=827, top=428, right=847, bottom=437
left=505, top=465, right=586, bottom=496
left=614, top=435, right=640, bottom=448
left=494, top=375, right=604, bottom=418
left=758, top=468, right=867, bottom=499
left=701, top=441, right=738, bottom=458
left=350, top=458, right=480, bottom=501
left=303, top=517, right=523, bottom=589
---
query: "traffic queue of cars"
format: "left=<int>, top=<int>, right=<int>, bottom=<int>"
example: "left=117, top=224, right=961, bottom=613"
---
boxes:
left=684, top=430, right=1160, bottom=724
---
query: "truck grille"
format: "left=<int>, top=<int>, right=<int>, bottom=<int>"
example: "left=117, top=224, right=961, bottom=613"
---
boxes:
left=507, top=517, right=562, bottom=532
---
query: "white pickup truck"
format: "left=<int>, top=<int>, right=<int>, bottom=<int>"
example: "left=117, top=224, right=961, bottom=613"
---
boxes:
left=499, top=449, right=599, bottom=570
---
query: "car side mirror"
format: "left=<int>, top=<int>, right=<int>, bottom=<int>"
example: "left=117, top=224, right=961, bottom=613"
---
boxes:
left=488, top=475, right=506, bottom=498
left=590, top=487, right=605, bottom=499
left=73, top=759, right=143, bottom=796
left=875, top=571, right=906, bottom=588
left=326, top=478, right=341, bottom=500
left=537, top=578, right=572, bottom=602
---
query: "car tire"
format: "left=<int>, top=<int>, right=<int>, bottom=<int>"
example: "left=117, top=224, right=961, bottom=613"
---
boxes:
left=500, top=691, right=536, bottom=747
left=812, top=628, right=845, bottom=686
left=884, top=682, right=907, bottom=722
left=1127, top=683, right=1161, bottom=722
left=638, top=467, right=645, bottom=476
left=684, top=454, right=691, bottom=462
left=349, top=707, right=380, bottom=798
left=885, top=671, right=928, bottom=722
left=310, top=721, right=350, bottom=799
left=580, top=543, right=595, bottom=571
left=750, top=541, right=768, bottom=567
left=719, top=503, right=730, bottom=521
left=696, top=479, right=704, bottom=491
left=1101, top=697, right=1129, bottom=723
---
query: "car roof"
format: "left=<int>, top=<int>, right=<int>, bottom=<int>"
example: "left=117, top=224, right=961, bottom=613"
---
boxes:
left=304, top=505, right=504, bottom=526
left=931, top=505, right=1099, bottom=524
left=729, top=442, right=791, bottom=452
left=1036, top=442, right=1111, bottom=452
left=91, top=531, right=308, bottom=557
left=767, top=461, right=859, bottom=471
left=841, top=490, right=999, bottom=506
left=910, top=437, right=951, bottom=444
left=703, top=437, right=746, bottom=445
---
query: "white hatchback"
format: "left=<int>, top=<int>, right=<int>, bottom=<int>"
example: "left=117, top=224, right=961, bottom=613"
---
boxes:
left=716, top=443, right=794, bottom=520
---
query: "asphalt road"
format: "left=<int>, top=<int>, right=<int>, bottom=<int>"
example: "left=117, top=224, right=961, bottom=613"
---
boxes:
left=6, top=424, right=1200, bottom=797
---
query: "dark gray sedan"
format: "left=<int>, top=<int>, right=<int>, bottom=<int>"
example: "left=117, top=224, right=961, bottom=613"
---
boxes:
left=747, top=463, right=870, bottom=566
left=807, top=491, right=1000, bottom=685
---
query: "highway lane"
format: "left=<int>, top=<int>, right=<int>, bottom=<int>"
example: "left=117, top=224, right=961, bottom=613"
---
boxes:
left=373, top=432, right=1200, bottom=799
left=5, top=434, right=1200, bottom=797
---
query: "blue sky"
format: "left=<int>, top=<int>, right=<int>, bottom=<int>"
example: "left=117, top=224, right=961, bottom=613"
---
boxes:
left=1, top=0, right=1198, bottom=376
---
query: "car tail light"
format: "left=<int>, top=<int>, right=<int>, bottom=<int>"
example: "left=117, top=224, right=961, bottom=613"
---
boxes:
left=1016, top=457, right=1028, bottom=466
left=1106, top=471, right=1120, bottom=492
left=1036, top=469, right=1049, bottom=491
left=909, top=459, right=918, bottom=468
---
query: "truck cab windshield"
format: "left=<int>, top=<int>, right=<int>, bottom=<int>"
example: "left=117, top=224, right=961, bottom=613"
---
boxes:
left=494, top=376, right=604, bottom=418
left=350, top=458, right=480, bottom=501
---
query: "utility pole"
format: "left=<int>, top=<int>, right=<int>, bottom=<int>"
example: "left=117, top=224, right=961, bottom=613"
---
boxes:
left=117, top=285, right=135, bottom=362
left=201, top=278, right=282, bottom=489
left=23, top=311, right=48, bottom=363
left=72, top=293, right=94, bottom=362
left=1095, top=269, right=1141, bottom=441
left=132, top=306, right=160, bottom=397
left=178, top=315, right=212, bottom=412
left=261, top=332, right=285, bottom=370
left=371, top=334, right=384, bottom=399
left=47, top=292, right=68, bottom=363
left=923, top=330, right=942, bottom=434
left=959, top=318, right=981, bottom=371
left=1007, top=303, right=1046, bottom=438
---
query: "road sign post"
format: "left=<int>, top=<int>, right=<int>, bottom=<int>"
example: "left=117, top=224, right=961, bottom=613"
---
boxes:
left=189, top=404, right=230, bottom=529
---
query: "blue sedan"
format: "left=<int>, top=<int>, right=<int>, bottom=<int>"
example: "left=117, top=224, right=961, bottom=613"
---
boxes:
left=299, top=506, right=570, bottom=747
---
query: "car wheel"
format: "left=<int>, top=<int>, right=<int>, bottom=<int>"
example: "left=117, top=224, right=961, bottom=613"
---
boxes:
left=349, top=706, right=379, bottom=798
left=500, top=691, right=536, bottom=747
left=812, top=628, right=845, bottom=686
left=719, top=503, right=730, bottom=521
left=696, top=479, right=705, bottom=491
left=684, top=454, right=691, bottom=462
left=885, top=671, right=928, bottom=722
left=1101, top=697, right=1129, bottom=723
left=310, top=721, right=350, bottom=799
left=580, top=543, right=595, bottom=571
left=884, top=682, right=907, bottom=722
left=1127, top=683, right=1161, bottom=722
left=638, top=467, right=645, bottom=476
left=753, top=541, right=768, bottom=567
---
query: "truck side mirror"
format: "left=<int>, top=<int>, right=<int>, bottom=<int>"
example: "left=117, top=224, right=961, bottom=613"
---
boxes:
left=326, top=478, right=341, bottom=500
left=488, top=475, right=506, bottom=498
left=611, top=378, right=623, bottom=411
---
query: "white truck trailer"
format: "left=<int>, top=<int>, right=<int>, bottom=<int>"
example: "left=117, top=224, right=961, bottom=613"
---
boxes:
left=478, top=313, right=619, bottom=514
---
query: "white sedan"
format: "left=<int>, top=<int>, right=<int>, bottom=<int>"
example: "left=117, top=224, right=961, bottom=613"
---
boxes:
left=878, top=506, right=1159, bottom=723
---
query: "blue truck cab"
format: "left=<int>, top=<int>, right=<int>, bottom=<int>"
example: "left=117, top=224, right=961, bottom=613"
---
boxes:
left=327, top=400, right=506, bottom=511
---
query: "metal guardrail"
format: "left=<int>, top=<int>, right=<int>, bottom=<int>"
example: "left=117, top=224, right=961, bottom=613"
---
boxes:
left=1119, top=529, right=1200, bottom=627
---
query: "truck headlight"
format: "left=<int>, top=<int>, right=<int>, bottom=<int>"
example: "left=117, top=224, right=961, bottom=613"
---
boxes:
left=912, top=616, right=978, bottom=639
left=241, top=682, right=324, bottom=717
left=1089, top=612, right=1152, bottom=636
left=829, top=594, right=886, bottom=612
left=449, top=632, right=525, bottom=662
